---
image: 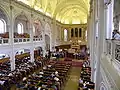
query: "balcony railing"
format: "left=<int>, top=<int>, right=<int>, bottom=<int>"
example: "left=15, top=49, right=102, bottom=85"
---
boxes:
left=106, top=39, right=112, bottom=55
left=0, top=38, right=42, bottom=45
left=0, top=38, right=9, bottom=45
left=60, top=41, right=70, bottom=45
left=33, top=38, right=42, bottom=42
left=14, top=38, right=30, bottom=43
left=106, top=39, right=120, bottom=61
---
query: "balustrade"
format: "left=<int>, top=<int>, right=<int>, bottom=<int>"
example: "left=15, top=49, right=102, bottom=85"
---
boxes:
left=0, top=38, right=9, bottom=45
left=33, top=38, right=42, bottom=42
left=14, top=38, right=30, bottom=43
left=0, top=38, right=43, bottom=45
left=106, top=39, right=120, bottom=62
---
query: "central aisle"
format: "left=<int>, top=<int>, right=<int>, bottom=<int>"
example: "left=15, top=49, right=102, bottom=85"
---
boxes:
left=64, top=67, right=81, bottom=90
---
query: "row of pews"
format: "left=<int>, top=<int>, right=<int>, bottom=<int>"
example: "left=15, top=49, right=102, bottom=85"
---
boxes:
left=0, top=60, right=11, bottom=75
left=0, top=55, right=49, bottom=90
left=78, top=60, right=95, bottom=90
left=16, top=61, right=72, bottom=90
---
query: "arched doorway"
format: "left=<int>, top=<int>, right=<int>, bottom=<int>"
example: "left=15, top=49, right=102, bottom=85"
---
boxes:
left=34, top=46, right=43, bottom=58
left=45, top=23, right=51, bottom=51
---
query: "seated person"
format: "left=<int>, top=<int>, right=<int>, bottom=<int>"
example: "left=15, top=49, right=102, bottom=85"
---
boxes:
left=54, top=77, right=59, bottom=81
left=55, top=71, right=59, bottom=76
left=112, top=29, right=120, bottom=40
left=23, top=77, right=27, bottom=83
left=43, top=66, right=47, bottom=70
left=39, top=70, right=44, bottom=75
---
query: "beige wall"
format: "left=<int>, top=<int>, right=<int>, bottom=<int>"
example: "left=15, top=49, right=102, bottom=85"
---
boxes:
left=55, top=24, right=87, bottom=46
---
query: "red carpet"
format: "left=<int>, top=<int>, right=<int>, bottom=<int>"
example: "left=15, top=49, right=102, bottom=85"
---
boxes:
left=48, top=59, right=83, bottom=67
left=64, top=58, right=72, bottom=61
left=59, top=61, right=83, bottom=67
left=71, top=61, right=83, bottom=67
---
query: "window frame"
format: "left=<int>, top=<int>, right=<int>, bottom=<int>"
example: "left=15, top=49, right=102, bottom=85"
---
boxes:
left=17, top=23, right=24, bottom=34
left=0, top=19, right=6, bottom=33
left=64, top=29, right=68, bottom=41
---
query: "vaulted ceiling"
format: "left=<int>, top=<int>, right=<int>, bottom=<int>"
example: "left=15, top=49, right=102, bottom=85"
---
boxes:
left=17, top=0, right=90, bottom=24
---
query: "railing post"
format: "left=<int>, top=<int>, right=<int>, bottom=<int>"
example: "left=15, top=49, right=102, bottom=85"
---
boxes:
left=2, top=39, right=3, bottom=44
left=111, top=40, right=115, bottom=61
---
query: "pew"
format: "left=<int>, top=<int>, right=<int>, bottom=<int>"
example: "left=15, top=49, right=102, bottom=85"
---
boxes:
left=16, top=61, right=72, bottom=90
left=78, top=60, right=95, bottom=90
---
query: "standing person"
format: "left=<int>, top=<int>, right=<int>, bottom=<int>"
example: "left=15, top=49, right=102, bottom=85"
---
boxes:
left=48, top=50, right=51, bottom=59
left=56, top=51, right=59, bottom=61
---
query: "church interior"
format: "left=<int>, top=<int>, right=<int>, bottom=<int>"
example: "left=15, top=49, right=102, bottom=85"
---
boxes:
left=0, top=0, right=119, bottom=90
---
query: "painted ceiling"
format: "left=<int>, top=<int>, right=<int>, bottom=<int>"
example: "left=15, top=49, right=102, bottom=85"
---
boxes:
left=17, top=0, right=90, bottom=24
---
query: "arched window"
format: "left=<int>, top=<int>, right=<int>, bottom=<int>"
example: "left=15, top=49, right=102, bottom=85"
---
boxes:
left=17, top=23, right=24, bottom=34
left=75, top=28, right=78, bottom=37
left=71, top=28, right=74, bottom=37
left=79, top=28, right=82, bottom=37
left=0, top=19, right=6, bottom=33
left=64, top=29, right=67, bottom=41
left=119, top=21, right=120, bottom=31
left=33, top=25, right=35, bottom=36
left=85, top=30, right=87, bottom=41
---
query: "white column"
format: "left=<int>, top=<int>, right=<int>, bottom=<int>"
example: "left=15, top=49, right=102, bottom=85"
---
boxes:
left=89, top=16, right=94, bottom=81
left=30, top=48, right=34, bottom=62
left=95, top=0, right=105, bottom=89
left=10, top=51, right=15, bottom=71
left=29, top=15, right=34, bottom=62
left=50, top=24, right=53, bottom=51
left=89, top=3, right=97, bottom=81
left=50, top=19, right=56, bottom=51
left=108, top=0, right=114, bottom=39
left=104, top=5, right=108, bottom=53
left=91, top=0, right=97, bottom=82
left=87, top=17, right=91, bottom=47
left=42, top=30, right=46, bottom=57
left=9, top=6, right=15, bottom=71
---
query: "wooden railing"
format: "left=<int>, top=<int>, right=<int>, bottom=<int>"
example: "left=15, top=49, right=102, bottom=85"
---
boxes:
left=15, top=53, right=30, bottom=59
left=0, top=57, right=10, bottom=63
left=0, top=53, right=30, bottom=64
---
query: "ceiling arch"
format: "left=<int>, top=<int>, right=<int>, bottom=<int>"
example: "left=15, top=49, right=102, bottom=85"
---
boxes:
left=55, top=4, right=88, bottom=16
left=53, top=1, right=88, bottom=15
left=17, top=0, right=90, bottom=24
